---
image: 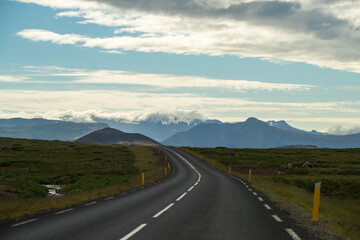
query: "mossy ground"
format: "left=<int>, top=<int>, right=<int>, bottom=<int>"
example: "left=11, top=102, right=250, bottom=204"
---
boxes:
left=0, top=138, right=168, bottom=220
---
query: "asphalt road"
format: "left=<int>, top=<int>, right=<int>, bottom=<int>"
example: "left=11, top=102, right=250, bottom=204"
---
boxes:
left=0, top=147, right=315, bottom=240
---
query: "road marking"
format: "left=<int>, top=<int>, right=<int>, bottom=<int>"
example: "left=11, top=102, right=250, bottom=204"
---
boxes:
left=176, top=192, right=187, bottom=201
left=264, top=204, right=271, bottom=210
left=105, top=196, right=114, bottom=200
left=153, top=203, right=174, bottom=218
left=194, top=182, right=198, bottom=186
left=285, top=228, right=302, bottom=240
left=85, top=201, right=97, bottom=206
left=258, top=197, right=264, bottom=202
left=120, top=193, right=127, bottom=196
left=11, top=218, right=38, bottom=227
left=188, top=186, right=194, bottom=192
left=248, top=188, right=253, bottom=192
left=131, top=189, right=137, bottom=192
left=272, top=215, right=283, bottom=222
left=120, top=223, right=147, bottom=240
left=253, top=192, right=258, bottom=196
left=55, top=208, right=74, bottom=215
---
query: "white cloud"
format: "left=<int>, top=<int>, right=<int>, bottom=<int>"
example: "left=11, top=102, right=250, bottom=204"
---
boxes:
left=0, top=90, right=358, bottom=117
left=327, top=125, right=360, bottom=135
left=17, top=65, right=311, bottom=91
left=0, top=75, right=28, bottom=82
left=100, top=50, right=124, bottom=54
left=15, top=0, right=360, bottom=73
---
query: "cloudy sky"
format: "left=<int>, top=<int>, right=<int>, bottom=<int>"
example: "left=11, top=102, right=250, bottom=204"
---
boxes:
left=1, top=0, right=360, bottom=134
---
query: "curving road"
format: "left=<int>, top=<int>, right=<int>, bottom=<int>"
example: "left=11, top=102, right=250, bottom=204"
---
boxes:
left=0, top=147, right=314, bottom=240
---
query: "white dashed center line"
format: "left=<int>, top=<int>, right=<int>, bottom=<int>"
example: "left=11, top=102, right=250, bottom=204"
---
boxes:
left=253, top=192, right=258, bottom=196
left=264, top=204, right=271, bottom=210
left=55, top=208, right=74, bottom=215
left=85, top=201, right=97, bottom=206
left=176, top=192, right=187, bottom=201
left=258, top=197, right=264, bottom=202
left=11, top=218, right=38, bottom=227
left=105, top=196, right=114, bottom=200
left=272, top=215, right=283, bottom=222
left=187, top=186, right=194, bottom=192
left=153, top=203, right=174, bottom=218
left=120, top=223, right=147, bottom=240
left=286, top=228, right=302, bottom=240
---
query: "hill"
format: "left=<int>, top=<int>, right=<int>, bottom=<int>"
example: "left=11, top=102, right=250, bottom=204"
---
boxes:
left=0, top=118, right=108, bottom=141
left=75, top=128, right=160, bottom=146
left=162, top=117, right=360, bottom=148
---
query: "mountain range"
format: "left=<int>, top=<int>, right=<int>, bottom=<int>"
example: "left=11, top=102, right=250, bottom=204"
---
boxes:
left=1, top=117, right=359, bottom=148
left=162, top=117, right=360, bottom=148
left=0, top=118, right=108, bottom=141
left=75, top=127, right=159, bottom=146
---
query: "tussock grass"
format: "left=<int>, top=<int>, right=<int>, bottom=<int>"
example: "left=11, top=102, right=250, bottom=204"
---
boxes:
left=183, top=147, right=360, bottom=240
left=0, top=138, right=168, bottom=220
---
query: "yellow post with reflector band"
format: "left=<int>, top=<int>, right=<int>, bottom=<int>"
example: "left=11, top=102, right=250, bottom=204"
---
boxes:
left=142, top=172, right=144, bottom=185
left=249, top=169, right=252, bottom=182
left=312, top=181, right=321, bottom=222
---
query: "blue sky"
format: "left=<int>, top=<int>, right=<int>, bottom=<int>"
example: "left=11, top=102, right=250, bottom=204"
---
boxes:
left=1, top=0, right=360, bottom=134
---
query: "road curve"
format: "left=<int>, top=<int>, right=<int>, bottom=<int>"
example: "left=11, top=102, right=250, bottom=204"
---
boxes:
left=0, top=147, right=315, bottom=240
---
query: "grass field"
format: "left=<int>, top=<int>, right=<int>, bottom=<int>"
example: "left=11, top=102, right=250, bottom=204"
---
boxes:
left=182, top=147, right=360, bottom=240
left=0, top=137, right=168, bottom=220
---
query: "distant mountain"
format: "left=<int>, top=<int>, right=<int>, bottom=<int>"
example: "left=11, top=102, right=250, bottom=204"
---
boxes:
left=162, top=117, right=360, bottom=148
left=276, top=145, right=319, bottom=149
left=0, top=118, right=108, bottom=141
left=0, top=118, right=53, bottom=127
left=91, top=117, right=203, bottom=142
left=75, top=128, right=159, bottom=146
left=266, top=120, right=326, bottom=135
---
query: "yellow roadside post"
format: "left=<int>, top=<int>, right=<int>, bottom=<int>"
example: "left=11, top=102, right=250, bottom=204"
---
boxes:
left=165, top=167, right=167, bottom=176
left=142, top=172, right=144, bottom=185
left=312, top=181, right=321, bottom=222
left=165, top=156, right=167, bottom=161
left=212, top=161, right=215, bottom=167
left=229, top=166, right=231, bottom=174
left=249, top=169, right=252, bottom=182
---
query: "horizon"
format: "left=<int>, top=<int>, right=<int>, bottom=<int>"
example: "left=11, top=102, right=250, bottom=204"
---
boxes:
left=1, top=0, right=359, bottom=135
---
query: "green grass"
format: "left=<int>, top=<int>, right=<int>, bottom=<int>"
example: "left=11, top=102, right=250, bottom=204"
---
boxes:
left=0, top=138, right=168, bottom=220
left=183, top=147, right=360, bottom=240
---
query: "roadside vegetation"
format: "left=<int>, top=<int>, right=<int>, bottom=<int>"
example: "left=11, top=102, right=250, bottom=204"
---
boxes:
left=182, top=147, right=360, bottom=240
left=0, top=137, right=168, bottom=220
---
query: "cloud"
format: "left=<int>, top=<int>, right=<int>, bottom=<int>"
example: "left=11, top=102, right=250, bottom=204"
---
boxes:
left=0, top=75, right=28, bottom=82
left=18, top=65, right=311, bottom=91
left=16, top=29, right=89, bottom=45
left=0, top=90, right=359, bottom=119
left=327, top=125, right=360, bottom=135
left=15, top=0, right=360, bottom=73
left=100, top=50, right=124, bottom=54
